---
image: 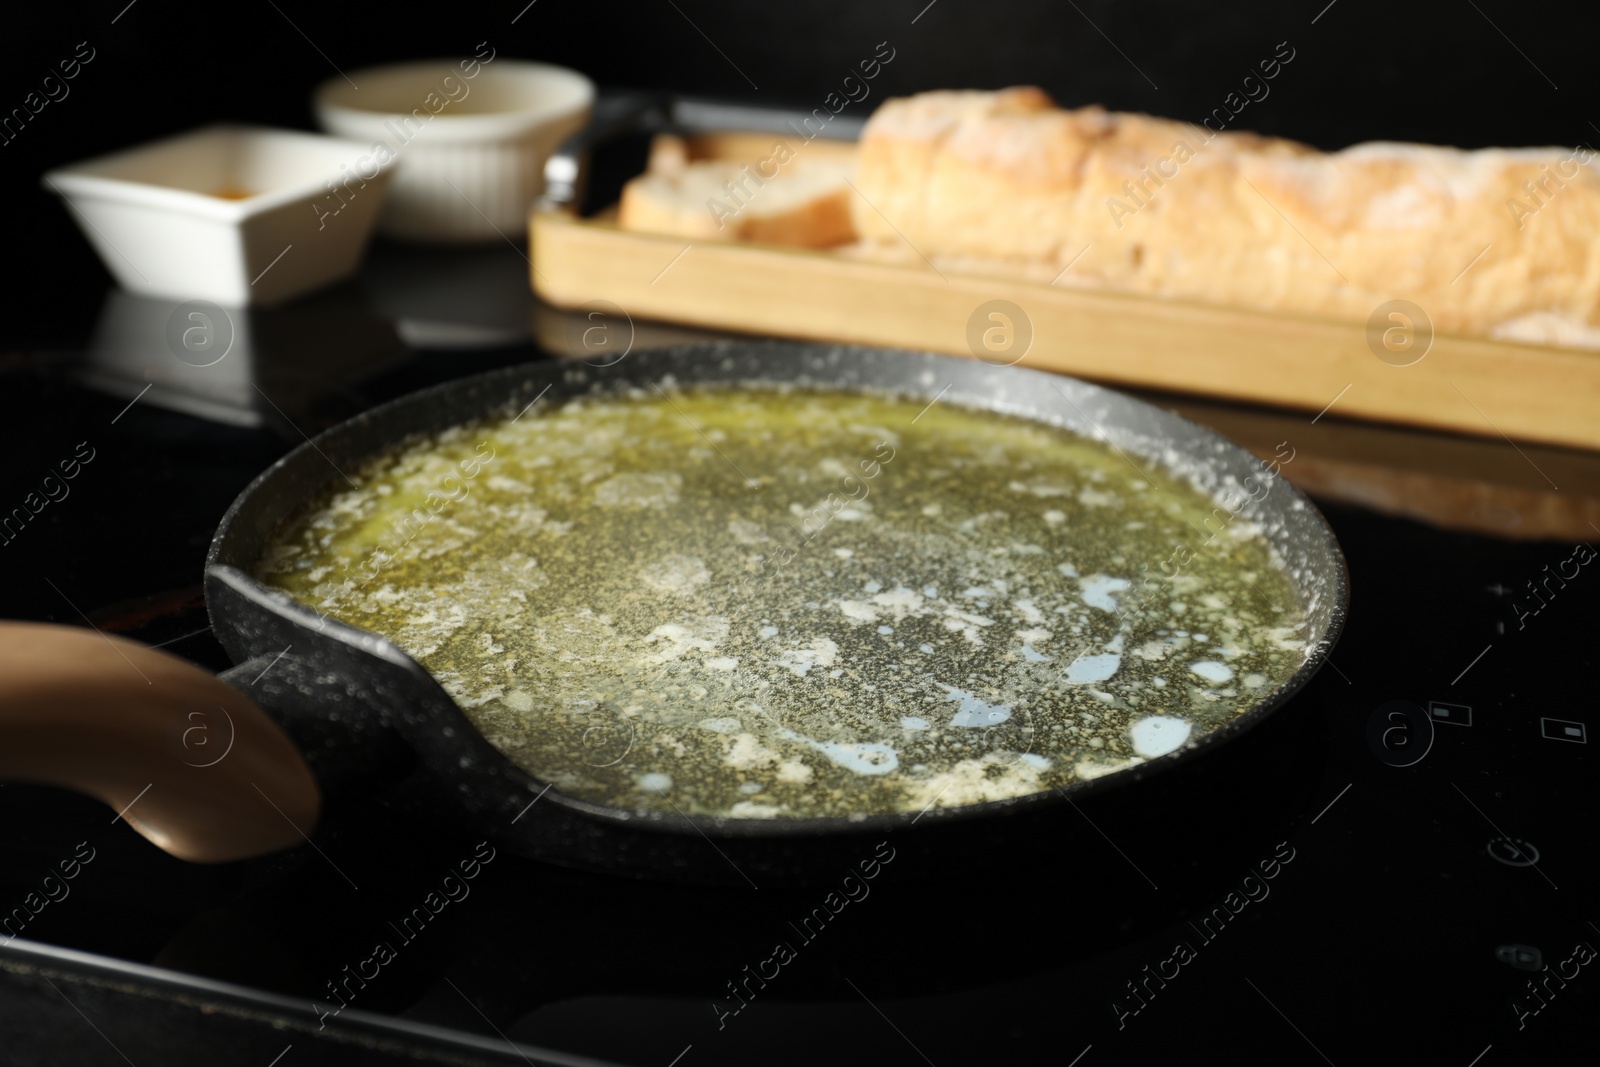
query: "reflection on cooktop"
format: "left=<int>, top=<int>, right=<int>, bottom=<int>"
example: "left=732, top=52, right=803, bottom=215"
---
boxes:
left=83, top=283, right=409, bottom=432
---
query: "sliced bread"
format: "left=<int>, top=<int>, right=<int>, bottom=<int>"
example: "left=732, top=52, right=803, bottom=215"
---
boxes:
left=619, top=156, right=857, bottom=247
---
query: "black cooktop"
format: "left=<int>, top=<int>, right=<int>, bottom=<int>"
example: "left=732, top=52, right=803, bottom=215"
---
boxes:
left=1, top=242, right=1595, bottom=1066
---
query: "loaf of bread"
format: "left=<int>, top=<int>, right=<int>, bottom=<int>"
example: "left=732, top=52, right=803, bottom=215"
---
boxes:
left=619, top=154, right=856, bottom=247
left=850, top=88, right=1600, bottom=347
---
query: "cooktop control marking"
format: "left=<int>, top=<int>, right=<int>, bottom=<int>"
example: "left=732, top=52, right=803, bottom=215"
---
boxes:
left=1428, top=700, right=1472, bottom=726
left=1495, top=944, right=1543, bottom=971
left=1486, top=837, right=1542, bottom=867
left=1540, top=717, right=1587, bottom=743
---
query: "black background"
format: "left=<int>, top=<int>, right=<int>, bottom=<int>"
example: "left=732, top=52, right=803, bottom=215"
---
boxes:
left=2, top=3, right=1598, bottom=1064
left=3, top=0, right=1599, bottom=352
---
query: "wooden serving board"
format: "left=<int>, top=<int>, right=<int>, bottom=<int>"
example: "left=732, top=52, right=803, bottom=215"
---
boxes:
left=529, top=138, right=1600, bottom=453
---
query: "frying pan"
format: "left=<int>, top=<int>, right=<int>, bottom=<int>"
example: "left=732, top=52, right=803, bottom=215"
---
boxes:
left=0, top=341, right=1348, bottom=885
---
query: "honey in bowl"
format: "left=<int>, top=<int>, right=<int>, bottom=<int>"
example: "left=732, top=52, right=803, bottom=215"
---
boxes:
left=256, top=388, right=1309, bottom=819
left=208, top=185, right=256, bottom=200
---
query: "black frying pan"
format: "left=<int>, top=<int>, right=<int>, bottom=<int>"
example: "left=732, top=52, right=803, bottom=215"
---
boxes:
left=0, top=341, right=1347, bottom=886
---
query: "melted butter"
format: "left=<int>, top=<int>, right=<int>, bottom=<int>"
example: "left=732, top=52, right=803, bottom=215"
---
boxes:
left=256, top=388, right=1307, bottom=818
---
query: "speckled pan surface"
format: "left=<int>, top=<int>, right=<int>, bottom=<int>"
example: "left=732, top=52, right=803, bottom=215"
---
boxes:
left=206, top=342, right=1347, bottom=872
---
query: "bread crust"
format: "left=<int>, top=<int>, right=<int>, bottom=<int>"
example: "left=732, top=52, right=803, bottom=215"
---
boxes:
left=851, top=88, right=1600, bottom=346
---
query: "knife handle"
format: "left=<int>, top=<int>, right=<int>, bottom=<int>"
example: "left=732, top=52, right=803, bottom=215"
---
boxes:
left=0, top=621, right=320, bottom=863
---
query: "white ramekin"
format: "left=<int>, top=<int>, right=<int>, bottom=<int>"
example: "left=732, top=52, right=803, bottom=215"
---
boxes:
left=43, top=125, right=393, bottom=306
left=314, top=59, right=594, bottom=243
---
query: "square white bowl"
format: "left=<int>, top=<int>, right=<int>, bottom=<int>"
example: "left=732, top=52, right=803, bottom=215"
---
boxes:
left=43, top=125, right=394, bottom=306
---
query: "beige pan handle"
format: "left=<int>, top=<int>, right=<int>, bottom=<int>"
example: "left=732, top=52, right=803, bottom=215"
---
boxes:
left=0, top=621, right=321, bottom=863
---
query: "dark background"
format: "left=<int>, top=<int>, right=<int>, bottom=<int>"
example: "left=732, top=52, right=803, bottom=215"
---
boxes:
left=2, top=6, right=1597, bottom=1063
left=2, top=0, right=1598, bottom=352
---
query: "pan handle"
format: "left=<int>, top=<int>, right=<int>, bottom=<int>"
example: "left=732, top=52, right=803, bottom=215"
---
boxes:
left=535, top=92, right=868, bottom=216
left=0, top=621, right=320, bottom=863
left=537, top=91, right=673, bottom=215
